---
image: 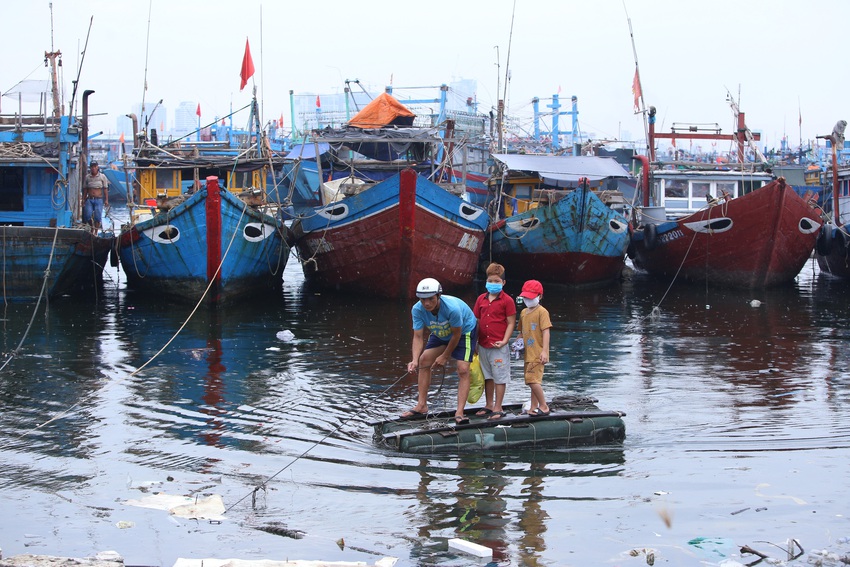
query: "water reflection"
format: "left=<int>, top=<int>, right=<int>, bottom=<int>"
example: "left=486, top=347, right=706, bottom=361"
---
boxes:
left=1, top=257, right=850, bottom=565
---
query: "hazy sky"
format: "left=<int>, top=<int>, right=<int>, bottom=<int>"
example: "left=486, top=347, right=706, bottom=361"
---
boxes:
left=4, top=0, right=848, bottom=152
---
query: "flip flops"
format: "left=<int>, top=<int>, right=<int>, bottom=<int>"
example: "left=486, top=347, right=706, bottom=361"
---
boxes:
left=400, top=409, right=426, bottom=419
left=531, top=408, right=551, bottom=416
left=475, top=408, right=493, bottom=416
left=453, top=415, right=470, bottom=425
left=488, top=411, right=507, bottom=420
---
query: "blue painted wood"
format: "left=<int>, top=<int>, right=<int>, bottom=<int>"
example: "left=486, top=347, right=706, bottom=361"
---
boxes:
left=118, top=187, right=289, bottom=302
left=0, top=106, right=114, bottom=300
left=489, top=185, right=630, bottom=285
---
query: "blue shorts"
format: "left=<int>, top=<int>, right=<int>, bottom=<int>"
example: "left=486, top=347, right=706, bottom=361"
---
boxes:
left=83, top=198, right=104, bottom=225
left=425, top=329, right=477, bottom=362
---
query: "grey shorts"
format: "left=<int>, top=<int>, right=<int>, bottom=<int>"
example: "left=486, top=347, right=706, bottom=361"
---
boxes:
left=478, top=344, right=511, bottom=384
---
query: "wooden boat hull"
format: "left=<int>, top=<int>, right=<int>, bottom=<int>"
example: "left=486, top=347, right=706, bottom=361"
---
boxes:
left=291, top=169, right=488, bottom=299
left=0, top=226, right=113, bottom=301
left=488, top=186, right=630, bottom=285
left=117, top=183, right=290, bottom=303
left=815, top=223, right=850, bottom=278
left=631, top=178, right=822, bottom=288
left=372, top=396, right=626, bottom=454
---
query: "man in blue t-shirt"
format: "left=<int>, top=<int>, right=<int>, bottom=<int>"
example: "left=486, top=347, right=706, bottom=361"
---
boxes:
left=402, top=278, right=478, bottom=425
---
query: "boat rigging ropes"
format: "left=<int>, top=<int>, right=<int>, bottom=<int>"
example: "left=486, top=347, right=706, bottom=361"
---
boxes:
left=10, top=201, right=253, bottom=438
left=0, top=226, right=62, bottom=373
left=223, top=368, right=415, bottom=515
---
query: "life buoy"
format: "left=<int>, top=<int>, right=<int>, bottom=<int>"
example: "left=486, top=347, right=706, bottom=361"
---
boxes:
left=816, top=224, right=834, bottom=256
left=644, top=223, right=658, bottom=250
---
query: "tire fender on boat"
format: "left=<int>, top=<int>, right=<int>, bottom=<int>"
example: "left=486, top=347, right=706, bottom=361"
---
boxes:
left=837, top=228, right=850, bottom=255
left=816, top=224, right=834, bottom=256
left=643, top=223, right=658, bottom=250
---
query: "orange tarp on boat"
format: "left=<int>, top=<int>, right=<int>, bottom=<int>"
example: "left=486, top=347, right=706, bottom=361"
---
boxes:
left=348, top=93, right=416, bottom=129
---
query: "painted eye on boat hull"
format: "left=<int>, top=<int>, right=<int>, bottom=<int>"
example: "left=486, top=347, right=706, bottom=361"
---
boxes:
left=609, top=219, right=628, bottom=234
left=243, top=223, right=276, bottom=242
left=683, top=217, right=733, bottom=234
left=798, top=218, right=820, bottom=235
left=143, top=225, right=180, bottom=244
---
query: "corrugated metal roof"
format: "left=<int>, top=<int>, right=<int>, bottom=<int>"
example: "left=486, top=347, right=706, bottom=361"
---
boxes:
left=493, top=154, right=630, bottom=184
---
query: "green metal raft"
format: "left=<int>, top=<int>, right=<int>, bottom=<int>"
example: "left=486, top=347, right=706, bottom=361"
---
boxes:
left=372, top=395, right=626, bottom=454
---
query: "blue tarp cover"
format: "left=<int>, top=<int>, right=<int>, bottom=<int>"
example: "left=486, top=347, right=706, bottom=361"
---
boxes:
left=285, top=143, right=331, bottom=160
left=493, top=154, right=631, bottom=185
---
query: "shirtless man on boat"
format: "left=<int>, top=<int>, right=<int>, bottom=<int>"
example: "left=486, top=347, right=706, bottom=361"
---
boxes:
left=83, top=161, right=109, bottom=233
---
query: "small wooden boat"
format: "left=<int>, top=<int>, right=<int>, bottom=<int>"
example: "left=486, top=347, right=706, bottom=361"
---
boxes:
left=372, top=395, right=625, bottom=453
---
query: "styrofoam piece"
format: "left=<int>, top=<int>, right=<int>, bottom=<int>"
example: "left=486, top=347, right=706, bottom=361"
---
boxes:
left=448, top=538, right=493, bottom=558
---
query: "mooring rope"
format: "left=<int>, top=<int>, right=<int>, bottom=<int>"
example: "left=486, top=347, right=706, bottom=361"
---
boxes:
left=0, top=226, right=61, bottom=374
left=15, top=196, right=250, bottom=437
left=223, top=369, right=413, bottom=514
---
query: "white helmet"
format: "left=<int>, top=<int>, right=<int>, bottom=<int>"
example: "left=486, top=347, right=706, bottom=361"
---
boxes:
left=416, top=278, right=442, bottom=298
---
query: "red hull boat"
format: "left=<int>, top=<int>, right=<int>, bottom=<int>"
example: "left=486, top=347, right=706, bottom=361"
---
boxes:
left=632, top=178, right=822, bottom=287
left=292, top=169, right=488, bottom=299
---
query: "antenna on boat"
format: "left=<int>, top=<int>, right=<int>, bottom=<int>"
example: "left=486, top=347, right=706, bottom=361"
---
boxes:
left=725, top=86, right=766, bottom=164
left=140, top=0, right=153, bottom=139
left=503, top=1, right=515, bottom=106
left=623, top=1, right=648, bottom=155
left=49, top=2, right=55, bottom=52
left=67, top=15, right=94, bottom=121
left=496, top=0, right=516, bottom=152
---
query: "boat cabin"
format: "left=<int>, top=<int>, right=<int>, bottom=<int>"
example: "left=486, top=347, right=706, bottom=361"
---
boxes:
left=0, top=114, right=80, bottom=228
left=489, top=154, right=632, bottom=217
left=647, top=169, right=773, bottom=218
left=136, top=165, right=267, bottom=202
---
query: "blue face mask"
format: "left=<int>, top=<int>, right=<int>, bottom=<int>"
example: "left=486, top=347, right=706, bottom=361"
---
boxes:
left=486, top=282, right=503, bottom=294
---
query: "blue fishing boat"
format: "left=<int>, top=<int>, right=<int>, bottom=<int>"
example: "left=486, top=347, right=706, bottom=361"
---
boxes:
left=116, top=97, right=291, bottom=303
left=0, top=51, right=113, bottom=301
left=101, top=164, right=135, bottom=204
left=486, top=154, right=632, bottom=286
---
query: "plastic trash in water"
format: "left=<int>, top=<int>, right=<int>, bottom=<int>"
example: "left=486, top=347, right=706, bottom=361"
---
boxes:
left=276, top=330, right=295, bottom=341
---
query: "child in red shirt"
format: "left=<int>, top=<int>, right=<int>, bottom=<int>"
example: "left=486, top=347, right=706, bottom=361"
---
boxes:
left=472, top=263, right=516, bottom=420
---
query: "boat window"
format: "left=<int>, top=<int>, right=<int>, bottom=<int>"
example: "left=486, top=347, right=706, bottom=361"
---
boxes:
left=739, top=179, right=763, bottom=195
left=716, top=181, right=736, bottom=198
left=665, top=179, right=687, bottom=198
left=156, top=169, right=177, bottom=190
left=0, top=167, right=24, bottom=211
left=692, top=182, right=710, bottom=199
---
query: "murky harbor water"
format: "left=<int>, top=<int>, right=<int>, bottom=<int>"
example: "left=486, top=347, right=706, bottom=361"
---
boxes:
left=1, top=234, right=849, bottom=566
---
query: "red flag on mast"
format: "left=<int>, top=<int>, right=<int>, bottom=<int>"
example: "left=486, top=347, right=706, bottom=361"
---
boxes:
left=632, top=68, right=642, bottom=113
left=196, top=103, right=201, bottom=117
left=240, top=38, right=255, bottom=91
left=316, top=95, right=321, bottom=108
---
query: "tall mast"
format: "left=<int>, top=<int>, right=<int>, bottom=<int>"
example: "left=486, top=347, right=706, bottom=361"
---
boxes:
left=44, top=50, right=62, bottom=120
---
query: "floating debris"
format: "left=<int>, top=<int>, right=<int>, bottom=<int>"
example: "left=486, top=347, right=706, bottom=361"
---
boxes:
left=276, top=330, right=295, bottom=341
left=254, top=522, right=305, bottom=539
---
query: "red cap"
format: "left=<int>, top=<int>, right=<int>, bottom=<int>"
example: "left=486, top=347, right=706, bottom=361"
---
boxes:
left=519, top=279, right=543, bottom=299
